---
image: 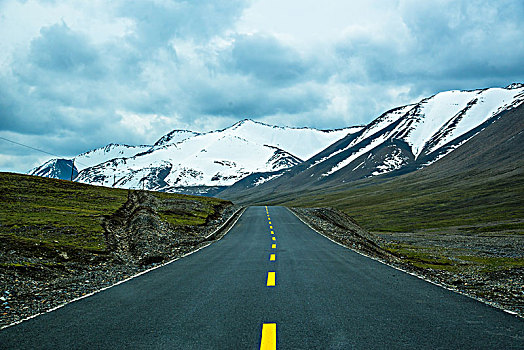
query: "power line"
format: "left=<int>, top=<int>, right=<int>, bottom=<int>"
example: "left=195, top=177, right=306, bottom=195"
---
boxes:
left=0, top=135, right=89, bottom=168
left=0, top=135, right=62, bottom=158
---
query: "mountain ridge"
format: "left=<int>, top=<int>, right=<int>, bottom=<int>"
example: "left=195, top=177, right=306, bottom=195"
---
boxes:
left=28, top=84, right=523, bottom=196
left=29, top=119, right=358, bottom=192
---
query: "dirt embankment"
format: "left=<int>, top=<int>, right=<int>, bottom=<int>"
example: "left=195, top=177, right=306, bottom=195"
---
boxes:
left=290, top=207, right=523, bottom=318
left=289, top=207, right=398, bottom=262
left=101, top=191, right=238, bottom=265
left=1, top=191, right=243, bottom=328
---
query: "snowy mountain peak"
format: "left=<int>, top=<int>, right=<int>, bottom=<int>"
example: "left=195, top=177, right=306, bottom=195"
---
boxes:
left=73, top=144, right=151, bottom=171
left=152, top=130, right=200, bottom=148
left=311, top=85, right=524, bottom=180
left=30, top=85, right=520, bottom=194
left=506, top=83, right=523, bottom=89
left=28, top=159, right=77, bottom=180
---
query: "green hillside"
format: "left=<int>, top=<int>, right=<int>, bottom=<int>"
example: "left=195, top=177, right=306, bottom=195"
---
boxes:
left=0, top=172, right=230, bottom=256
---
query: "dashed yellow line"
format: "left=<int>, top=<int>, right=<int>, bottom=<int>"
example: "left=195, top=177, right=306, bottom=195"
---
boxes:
left=266, top=272, right=276, bottom=286
left=262, top=207, right=277, bottom=348
left=260, top=323, right=277, bottom=350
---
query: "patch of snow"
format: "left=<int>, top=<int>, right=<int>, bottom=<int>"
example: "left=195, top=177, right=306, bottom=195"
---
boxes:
left=371, top=149, right=409, bottom=176
left=322, top=134, right=388, bottom=177
left=309, top=105, right=415, bottom=169
left=420, top=88, right=522, bottom=156
left=352, top=161, right=365, bottom=171
left=75, top=144, right=151, bottom=171
left=253, top=173, right=285, bottom=186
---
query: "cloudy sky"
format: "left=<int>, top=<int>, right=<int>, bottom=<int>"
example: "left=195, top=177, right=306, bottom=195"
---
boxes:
left=1, top=0, right=523, bottom=173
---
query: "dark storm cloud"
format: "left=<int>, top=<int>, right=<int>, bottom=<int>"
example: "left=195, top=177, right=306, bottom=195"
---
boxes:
left=230, top=34, right=313, bottom=86
left=29, top=22, right=103, bottom=77
left=195, top=82, right=326, bottom=117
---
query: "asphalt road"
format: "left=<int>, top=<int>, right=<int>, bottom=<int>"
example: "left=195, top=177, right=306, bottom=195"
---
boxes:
left=1, top=206, right=522, bottom=349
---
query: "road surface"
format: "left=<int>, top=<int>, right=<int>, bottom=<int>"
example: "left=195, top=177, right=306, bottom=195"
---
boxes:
left=1, top=206, right=522, bottom=349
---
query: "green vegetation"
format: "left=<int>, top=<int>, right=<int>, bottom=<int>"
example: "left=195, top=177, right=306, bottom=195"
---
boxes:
left=386, top=243, right=457, bottom=271
left=0, top=172, right=229, bottom=253
left=269, top=169, right=524, bottom=235
left=155, top=191, right=225, bottom=227
left=386, top=242, right=524, bottom=272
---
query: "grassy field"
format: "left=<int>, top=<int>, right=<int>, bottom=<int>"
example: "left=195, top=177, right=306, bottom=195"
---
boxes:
left=0, top=172, right=230, bottom=254
left=287, top=174, right=523, bottom=233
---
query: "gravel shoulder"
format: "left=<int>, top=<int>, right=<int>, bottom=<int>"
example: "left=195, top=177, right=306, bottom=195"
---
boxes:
left=289, top=207, right=523, bottom=318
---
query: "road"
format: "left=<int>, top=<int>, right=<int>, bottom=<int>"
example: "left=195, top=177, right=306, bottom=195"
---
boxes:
left=1, top=206, right=522, bottom=349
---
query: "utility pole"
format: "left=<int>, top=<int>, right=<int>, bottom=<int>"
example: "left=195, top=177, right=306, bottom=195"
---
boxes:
left=70, top=158, right=75, bottom=182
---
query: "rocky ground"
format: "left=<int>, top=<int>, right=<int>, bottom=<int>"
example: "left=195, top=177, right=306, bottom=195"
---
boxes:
left=290, top=207, right=523, bottom=318
left=0, top=191, right=243, bottom=328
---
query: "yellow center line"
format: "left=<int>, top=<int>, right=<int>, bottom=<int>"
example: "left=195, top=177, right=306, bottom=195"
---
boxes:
left=272, top=243, right=276, bottom=249
left=270, top=231, right=274, bottom=234
left=260, top=323, right=277, bottom=350
left=269, top=226, right=273, bottom=229
left=270, top=254, right=275, bottom=261
left=266, top=272, right=276, bottom=286
left=268, top=221, right=271, bottom=224
left=272, top=237, right=276, bottom=241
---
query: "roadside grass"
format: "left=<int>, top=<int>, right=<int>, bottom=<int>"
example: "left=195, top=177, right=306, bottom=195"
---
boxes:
left=155, top=191, right=225, bottom=227
left=0, top=172, right=229, bottom=253
left=385, top=243, right=458, bottom=271
left=385, top=243, right=524, bottom=273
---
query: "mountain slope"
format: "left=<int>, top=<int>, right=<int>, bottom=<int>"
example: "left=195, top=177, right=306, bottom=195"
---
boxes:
left=219, top=84, right=523, bottom=198
left=29, top=159, right=78, bottom=181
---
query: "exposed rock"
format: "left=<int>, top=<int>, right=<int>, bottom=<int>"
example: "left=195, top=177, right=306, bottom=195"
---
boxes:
left=289, top=207, right=399, bottom=262
left=102, top=191, right=178, bottom=265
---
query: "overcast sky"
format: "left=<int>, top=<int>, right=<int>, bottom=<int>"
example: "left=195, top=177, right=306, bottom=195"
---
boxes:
left=1, top=0, right=523, bottom=173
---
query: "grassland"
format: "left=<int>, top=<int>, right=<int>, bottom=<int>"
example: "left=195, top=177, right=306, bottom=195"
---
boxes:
left=0, top=172, right=230, bottom=254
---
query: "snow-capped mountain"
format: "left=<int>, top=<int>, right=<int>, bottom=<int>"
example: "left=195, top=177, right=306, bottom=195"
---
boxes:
left=29, top=159, right=78, bottom=180
left=30, top=84, right=523, bottom=195
left=220, top=84, right=524, bottom=195
left=30, top=120, right=359, bottom=192
left=28, top=144, right=151, bottom=180
left=75, top=144, right=152, bottom=170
